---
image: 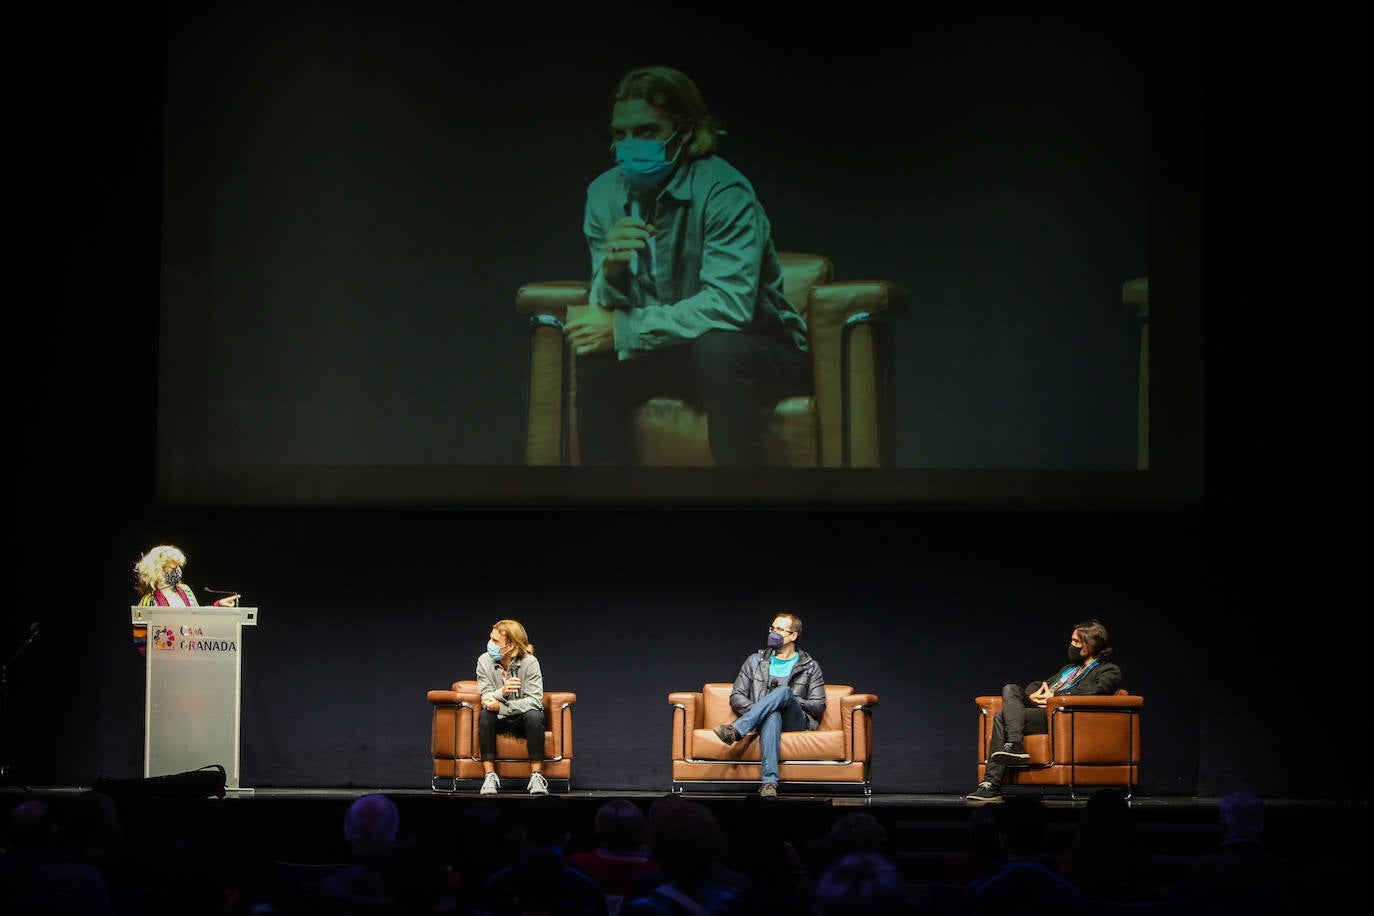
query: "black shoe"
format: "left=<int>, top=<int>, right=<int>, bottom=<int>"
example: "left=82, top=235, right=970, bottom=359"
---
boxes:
left=713, top=724, right=740, bottom=745
left=989, top=741, right=1031, bottom=766
left=965, top=782, right=1002, bottom=803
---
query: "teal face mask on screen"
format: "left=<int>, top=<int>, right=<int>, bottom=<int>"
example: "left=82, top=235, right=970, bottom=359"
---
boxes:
left=616, top=131, right=680, bottom=197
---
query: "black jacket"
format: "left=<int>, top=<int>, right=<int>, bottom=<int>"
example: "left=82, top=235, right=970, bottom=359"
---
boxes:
left=728, top=647, right=826, bottom=729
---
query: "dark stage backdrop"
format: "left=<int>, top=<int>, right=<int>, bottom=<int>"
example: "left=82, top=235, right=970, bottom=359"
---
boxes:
left=27, top=506, right=1214, bottom=795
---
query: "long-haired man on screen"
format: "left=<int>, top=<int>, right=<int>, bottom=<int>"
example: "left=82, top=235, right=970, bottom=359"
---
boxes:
left=563, top=65, right=810, bottom=466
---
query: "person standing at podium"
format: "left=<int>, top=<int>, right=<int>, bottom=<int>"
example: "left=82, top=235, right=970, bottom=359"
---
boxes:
left=475, top=618, right=548, bottom=795
left=131, top=544, right=239, bottom=656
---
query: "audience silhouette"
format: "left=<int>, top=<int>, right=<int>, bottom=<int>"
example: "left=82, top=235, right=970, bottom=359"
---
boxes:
left=1061, top=787, right=1162, bottom=902
left=0, top=797, right=116, bottom=916
left=619, top=797, right=754, bottom=916
left=568, top=800, right=657, bottom=916
left=938, top=805, right=1003, bottom=886
left=963, top=796, right=1086, bottom=916
left=1, top=786, right=1360, bottom=916
left=1176, top=790, right=1297, bottom=916
left=813, top=850, right=918, bottom=916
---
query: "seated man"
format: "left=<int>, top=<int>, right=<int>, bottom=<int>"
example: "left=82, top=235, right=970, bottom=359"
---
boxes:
left=712, top=612, right=826, bottom=797
left=966, top=618, right=1122, bottom=804
left=565, top=65, right=811, bottom=467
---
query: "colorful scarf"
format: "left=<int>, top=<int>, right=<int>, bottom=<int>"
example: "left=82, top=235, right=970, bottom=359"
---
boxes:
left=1048, top=658, right=1100, bottom=693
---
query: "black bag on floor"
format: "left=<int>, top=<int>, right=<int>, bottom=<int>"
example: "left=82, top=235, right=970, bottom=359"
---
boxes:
left=93, top=763, right=227, bottom=799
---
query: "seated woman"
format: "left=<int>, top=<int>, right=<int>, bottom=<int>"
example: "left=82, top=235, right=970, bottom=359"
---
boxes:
left=131, top=544, right=240, bottom=655
left=476, top=618, right=548, bottom=795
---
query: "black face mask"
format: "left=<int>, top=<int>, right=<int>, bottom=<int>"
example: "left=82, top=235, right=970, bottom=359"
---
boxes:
left=165, top=567, right=184, bottom=588
left=1068, top=644, right=1086, bottom=663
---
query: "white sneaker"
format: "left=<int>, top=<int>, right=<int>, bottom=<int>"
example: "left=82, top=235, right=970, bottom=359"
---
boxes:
left=527, top=771, right=549, bottom=796
left=480, top=772, right=500, bottom=796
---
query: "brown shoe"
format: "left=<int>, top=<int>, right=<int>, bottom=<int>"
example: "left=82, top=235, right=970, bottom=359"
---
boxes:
left=759, top=783, right=778, bottom=798
left=713, top=724, right=740, bottom=745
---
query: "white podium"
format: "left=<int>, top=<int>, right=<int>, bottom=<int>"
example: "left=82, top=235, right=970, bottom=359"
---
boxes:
left=131, top=605, right=258, bottom=790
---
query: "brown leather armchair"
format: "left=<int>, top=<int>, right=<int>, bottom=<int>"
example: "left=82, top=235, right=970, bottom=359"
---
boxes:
left=669, top=682, right=877, bottom=794
left=517, top=253, right=910, bottom=466
left=427, top=679, right=575, bottom=792
left=976, top=690, right=1142, bottom=799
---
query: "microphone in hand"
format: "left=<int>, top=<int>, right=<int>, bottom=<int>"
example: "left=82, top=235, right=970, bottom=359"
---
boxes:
left=628, top=198, right=642, bottom=277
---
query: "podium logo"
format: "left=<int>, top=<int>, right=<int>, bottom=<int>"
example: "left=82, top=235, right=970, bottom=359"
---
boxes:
left=151, top=626, right=177, bottom=651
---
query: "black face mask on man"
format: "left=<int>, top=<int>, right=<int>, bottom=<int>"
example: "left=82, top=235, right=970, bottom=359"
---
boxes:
left=1067, top=644, right=1087, bottom=663
left=767, top=631, right=785, bottom=650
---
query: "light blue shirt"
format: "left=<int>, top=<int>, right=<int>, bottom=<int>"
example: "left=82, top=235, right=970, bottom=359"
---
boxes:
left=583, top=154, right=809, bottom=359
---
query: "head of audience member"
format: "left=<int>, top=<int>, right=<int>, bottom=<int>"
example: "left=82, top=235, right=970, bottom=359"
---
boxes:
left=343, top=793, right=401, bottom=861
left=57, top=790, right=125, bottom=877
left=1067, top=787, right=1158, bottom=900
left=829, top=812, right=890, bottom=856
left=648, top=798, right=725, bottom=885
left=998, top=797, right=1051, bottom=860
left=509, top=842, right=565, bottom=916
left=940, top=804, right=1004, bottom=885
left=516, top=795, right=573, bottom=852
left=1218, top=791, right=1267, bottom=842
left=384, top=832, right=455, bottom=915
left=157, top=836, right=240, bottom=916
left=593, top=799, right=648, bottom=854
left=5, top=799, right=59, bottom=851
left=813, top=851, right=909, bottom=916
left=455, top=803, right=508, bottom=893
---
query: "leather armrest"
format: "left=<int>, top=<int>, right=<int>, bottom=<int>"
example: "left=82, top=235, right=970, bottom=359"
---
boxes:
left=544, top=691, right=576, bottom=758
left=1046, top=694, right=1143, bottom=711
left=841, top=693, right=878, bottom=760
left=808, top=280, right=911, bottom=325
left=975, top=696, right=1004, bottom=713
left=516, top=281, right=591, bottom=323
left=669, top=692, right=703, bottom=760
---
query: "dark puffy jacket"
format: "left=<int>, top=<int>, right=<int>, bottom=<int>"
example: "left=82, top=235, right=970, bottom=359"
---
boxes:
left=728, top=648, right=826, bottom=729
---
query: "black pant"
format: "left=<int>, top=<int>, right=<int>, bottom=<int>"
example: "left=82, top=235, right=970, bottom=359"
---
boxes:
left=984, top=682, right=1048, bottom=786
left=478, top=708, right=545, bottom=763
left=574, top=329, right=810, bottom=466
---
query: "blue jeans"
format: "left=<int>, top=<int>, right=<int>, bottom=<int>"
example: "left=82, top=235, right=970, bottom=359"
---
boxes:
left=730, top=685, right=810, bottom=784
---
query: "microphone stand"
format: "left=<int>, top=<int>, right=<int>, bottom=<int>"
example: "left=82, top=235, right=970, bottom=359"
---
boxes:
left=0, top=623, right=40, bottom=790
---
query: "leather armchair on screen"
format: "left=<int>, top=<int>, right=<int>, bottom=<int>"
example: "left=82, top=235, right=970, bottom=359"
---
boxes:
left=976, top=690, right=1142, bottom=799
left=427, top=679, right=575, bottom=792
left=517, top=252, right=910, bottom=466
left=669, top=682, right=877, bottom=794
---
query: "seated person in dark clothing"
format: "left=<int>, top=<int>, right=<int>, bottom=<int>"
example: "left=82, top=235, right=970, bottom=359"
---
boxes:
left=964, top=797, right=1087, bottom=916
left=478, top=799, right=607, bottom=916
left=0, top=799, right=114, bottom=916
left=967, top=618, right=1122, bottom=805
left=621, top=798, right=754, bottom=916
left=1177, top=791, right=1297, bottom=915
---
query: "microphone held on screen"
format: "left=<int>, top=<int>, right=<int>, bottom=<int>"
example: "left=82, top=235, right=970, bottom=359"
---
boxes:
left=628, top=198, right=642, bottom=277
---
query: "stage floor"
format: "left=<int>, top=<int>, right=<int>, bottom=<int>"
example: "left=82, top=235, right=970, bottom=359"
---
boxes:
left=8, top=783, right=1370, bottom=809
